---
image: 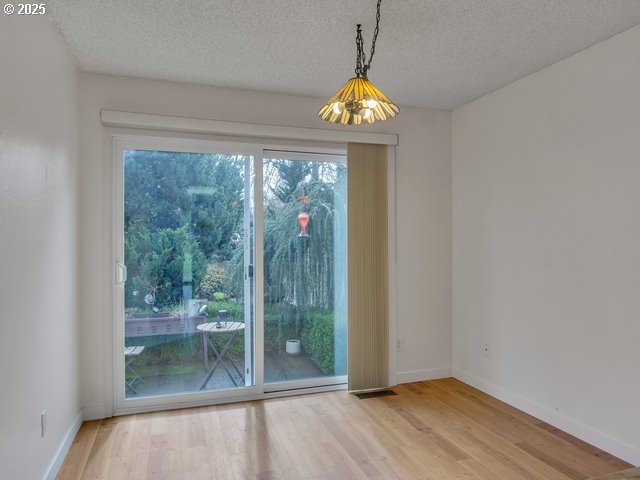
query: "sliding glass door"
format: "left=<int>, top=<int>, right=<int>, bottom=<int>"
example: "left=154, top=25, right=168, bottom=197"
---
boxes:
left=114, top=138, right=257, bottom=410
left=114, top=138, right=346, bottom=412
left=263, top=152, right=347, bottom=389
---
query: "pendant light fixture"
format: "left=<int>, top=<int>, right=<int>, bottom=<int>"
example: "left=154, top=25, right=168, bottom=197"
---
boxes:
left=318, top=0, right=399, bottom=125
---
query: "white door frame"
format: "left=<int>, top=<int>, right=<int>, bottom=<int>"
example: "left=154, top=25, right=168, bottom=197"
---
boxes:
left=113, top=135, right=263, bottom=414
left=111, top=133, right=361, bottom=415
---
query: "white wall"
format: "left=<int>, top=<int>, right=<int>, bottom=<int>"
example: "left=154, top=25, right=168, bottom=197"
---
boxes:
left=0, top=16, right=81, bottom=480
left=77, top=74, right=452, bottom=417
left=452, top=24, right=640, bottom=464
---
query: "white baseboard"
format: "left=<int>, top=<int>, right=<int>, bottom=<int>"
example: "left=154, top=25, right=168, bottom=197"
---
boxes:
left=453, top=367, right=640, bottom=466
left=83, top=404, right=107, bottom=420
left=396, top=367, right=452, bottom=384
left=42, top=412, right=83, bottom=480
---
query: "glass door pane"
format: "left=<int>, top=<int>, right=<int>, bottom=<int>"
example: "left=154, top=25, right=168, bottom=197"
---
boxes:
left=263, top=153, right=347, bottom=386
left=122, top=149, right=254, bottom=399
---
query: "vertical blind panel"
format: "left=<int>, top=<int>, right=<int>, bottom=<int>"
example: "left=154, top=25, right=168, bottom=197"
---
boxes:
left=347, top=143, right=389, bottom=391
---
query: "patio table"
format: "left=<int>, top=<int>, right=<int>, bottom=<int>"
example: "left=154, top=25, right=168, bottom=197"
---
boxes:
left=197, top=321, right=245, bottom=390
left=124, top=346, right=145, bottom=393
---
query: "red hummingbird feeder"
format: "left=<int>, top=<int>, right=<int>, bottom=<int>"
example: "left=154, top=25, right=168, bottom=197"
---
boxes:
left=297, top=211, right=309, bottom=237
left=297, top=195, right=309, bottom=237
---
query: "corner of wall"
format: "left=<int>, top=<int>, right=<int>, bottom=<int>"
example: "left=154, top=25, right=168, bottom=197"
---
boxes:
left=453, top=367, right=640, bottom=465
left=42, top=413, right=83, bottom=480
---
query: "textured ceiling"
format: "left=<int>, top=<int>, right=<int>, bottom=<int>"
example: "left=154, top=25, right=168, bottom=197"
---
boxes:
left=48, top=0, right=640, bottom=110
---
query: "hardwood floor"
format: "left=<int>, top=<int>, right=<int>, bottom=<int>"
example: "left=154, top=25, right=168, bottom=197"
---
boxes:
left=588, top=467, right=640, bottom=479
left=57, top=378, right=633, bottom=479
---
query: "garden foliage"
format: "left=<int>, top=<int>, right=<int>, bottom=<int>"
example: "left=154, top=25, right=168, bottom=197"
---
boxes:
left=124, top=151, right=345, bottom=374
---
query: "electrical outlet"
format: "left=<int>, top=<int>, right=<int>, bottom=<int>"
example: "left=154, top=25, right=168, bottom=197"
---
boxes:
left=482, top=343, right=491, bottom=357
left=396, top=337, right=403, bottom=352
left=41, top=410, right=47, bottom=437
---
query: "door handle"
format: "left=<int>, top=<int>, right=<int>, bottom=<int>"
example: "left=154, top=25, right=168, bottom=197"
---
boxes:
left=116, top=262, right=128, bottom=284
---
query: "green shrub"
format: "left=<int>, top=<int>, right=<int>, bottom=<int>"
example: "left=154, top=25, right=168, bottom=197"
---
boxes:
left=124, top=222, right=206, bottom=308
left=301, top=313, right=334, bottom=374
left=205, top=300, right=243, bottom=319
left=262, top=304, right=335, bottom=374
left=198, top=264, right=226, bottom=299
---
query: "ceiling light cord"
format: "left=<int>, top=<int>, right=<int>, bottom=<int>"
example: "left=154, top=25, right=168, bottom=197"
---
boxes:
left=355, top=0, right=382, bottom=79
left=318, top=0, right=398, bottom=125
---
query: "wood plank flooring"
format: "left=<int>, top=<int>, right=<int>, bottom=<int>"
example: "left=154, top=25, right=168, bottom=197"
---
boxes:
left=57, top=378, right=633, bottom=479
left=588, top=467, right=640, bottom=479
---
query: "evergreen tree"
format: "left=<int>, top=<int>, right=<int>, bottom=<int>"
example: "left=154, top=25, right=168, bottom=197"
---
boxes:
left=124, top=222, right=207, bottom=308
left=124, top=150, right=244, bottom=259
left=123, top=150, right=246, bottom=309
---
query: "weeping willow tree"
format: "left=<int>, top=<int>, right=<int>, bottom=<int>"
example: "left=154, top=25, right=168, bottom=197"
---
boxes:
left=225, top=159, right=345, bottom=364
left=226, top=161, right=345, bottom=306
left=265, top=180, right=336, bottom=308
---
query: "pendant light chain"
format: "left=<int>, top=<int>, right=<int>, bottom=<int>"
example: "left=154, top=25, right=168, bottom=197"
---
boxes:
left=355, top=25, right=365, bottom=77
left=355, top=0, right=382, bottom=79
left=368, top=0, right=382, bottom=73
left=318, top=0, right=398, bottom=125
